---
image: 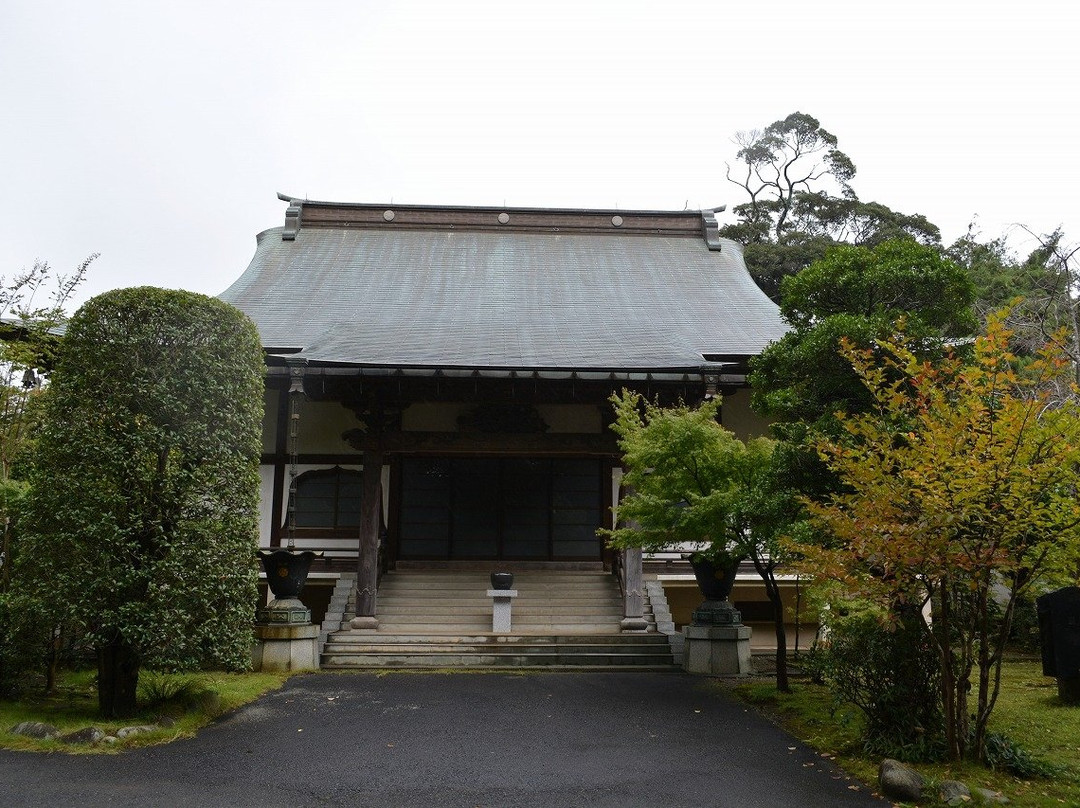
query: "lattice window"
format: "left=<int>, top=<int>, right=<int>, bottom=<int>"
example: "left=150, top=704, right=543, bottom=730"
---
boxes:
left=288, top=466, right=363, bottom=532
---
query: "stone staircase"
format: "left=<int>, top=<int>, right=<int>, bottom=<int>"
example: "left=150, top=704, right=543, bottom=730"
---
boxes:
left=321, top=569, right=678, bottom=671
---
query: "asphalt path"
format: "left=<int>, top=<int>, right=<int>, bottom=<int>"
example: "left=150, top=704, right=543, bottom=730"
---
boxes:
left=2, top=672, right=888, bottom=807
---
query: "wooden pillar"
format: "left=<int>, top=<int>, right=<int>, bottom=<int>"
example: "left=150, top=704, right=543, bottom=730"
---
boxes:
left=621, top=547, right=649, bottom=633
left=350, top=447, right=383, bottom=630
left=617, top=467, right=648, bottom=634
left=268, top=384, right=289, bottom=548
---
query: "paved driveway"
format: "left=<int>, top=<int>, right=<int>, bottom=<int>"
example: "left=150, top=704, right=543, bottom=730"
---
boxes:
left=2, top=672, right=887, bottom=807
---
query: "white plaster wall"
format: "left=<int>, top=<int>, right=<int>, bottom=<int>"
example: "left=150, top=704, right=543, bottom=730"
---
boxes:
left=262, top=393, right=361, bottom=455
left=257, top=465, right=276, bottom=548
left=295, top=399, right=359, bottom=454
left=536, top=404, right=602, bottom=433
left=721, top=388, right=773, bottom=442
left=401, top=401, right=602, bottom=433
left=401, top=402, right=465, bottom=432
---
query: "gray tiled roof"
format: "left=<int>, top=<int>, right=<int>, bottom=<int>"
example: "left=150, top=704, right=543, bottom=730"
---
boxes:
left=220, top=216, right=786, bottom=372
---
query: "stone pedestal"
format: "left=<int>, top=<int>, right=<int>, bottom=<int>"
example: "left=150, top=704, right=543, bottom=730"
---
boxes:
left=257, top=597, right=311, bottom=625
left=682, top=598, right=753, bottom=676
left=487, top=589, right=518, bottom=633
left=252, top=623, right=319, bottom=672
left=683, top=624, right=753, bottom=675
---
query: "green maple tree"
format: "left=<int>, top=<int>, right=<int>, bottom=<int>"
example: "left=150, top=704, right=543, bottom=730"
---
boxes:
left=602, top=391, right=795, bottom=691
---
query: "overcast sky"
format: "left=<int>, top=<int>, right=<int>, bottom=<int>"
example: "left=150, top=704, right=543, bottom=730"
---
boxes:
left=3, top=0, right=1077, bottom=309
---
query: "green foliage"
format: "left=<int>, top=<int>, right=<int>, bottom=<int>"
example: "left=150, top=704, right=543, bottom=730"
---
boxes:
left=0, top=257, right=95, bottom=478
left=0, top=593, right=35, bottom=698
left=982, top=732, right=1066, bottom=780
left=17, top=287, right=265, bottom=715
left=752, top=239, right=976, bottom=427
left=789, top=194, right=941, bottom=248
left=137, top=672, right=222, bottom=718
left=0, top=257, right=95, bottom=694
left=731, top=659, right=1080, bottom=806
left=949, top=225, right=1080, bottom=404
left=602, top=390, right=801, bottom=690
left=950, top=226, right=1071, bottom=320
left=738, top=233, right=835, bottom=302
left=721, top=111, right=945, bottom=299
left=602, top=392, right=775, bottom=558
left=725, top=111, right=855, bottom=242
left=806, top=607, right=945, bottom=762
left=0, top=668, right=290, bottom=753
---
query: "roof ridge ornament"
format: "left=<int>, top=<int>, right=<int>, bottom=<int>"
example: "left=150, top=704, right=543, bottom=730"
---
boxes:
left=701, top=207, right=726, bottom=251
left=279, top=194, right=304, bottom=241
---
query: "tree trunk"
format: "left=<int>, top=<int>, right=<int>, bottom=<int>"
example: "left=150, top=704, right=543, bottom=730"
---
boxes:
left=45, top=629, right=60, bottom=695
left=769, top=582, right=790, bottom=693
left=752, top=554, right=790, bottom=693
left=937, top=586, right=960, bottom=760
left=97, top=637, right=140, bottom=718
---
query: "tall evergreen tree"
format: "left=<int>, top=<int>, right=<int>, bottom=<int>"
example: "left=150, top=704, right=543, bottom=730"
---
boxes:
left=19, top=287, right=264, bottom=717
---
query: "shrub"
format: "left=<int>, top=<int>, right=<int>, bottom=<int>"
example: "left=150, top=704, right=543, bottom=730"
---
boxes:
left=138, top=673, right=223, bottom=718
left=807, top=608, right=945, bottom=761
left=982, top=731, right=1066, bottom=779
left=0, top=595, right=34, bottom=698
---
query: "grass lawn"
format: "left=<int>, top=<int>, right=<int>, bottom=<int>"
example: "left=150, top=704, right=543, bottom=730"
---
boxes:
left=0, top=669, right=290, bottom=753
left=730, top=656, right=1080, bottom=807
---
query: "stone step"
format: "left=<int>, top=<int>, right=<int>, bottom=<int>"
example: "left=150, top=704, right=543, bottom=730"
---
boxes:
left=325, top=633, right=672, bottom=646
left=376, top=585, right=621, bottom=595
left=325, top=643, right=673, bottom=656
left=384, top=571, right=611, bottom=577
left=367, top=613, right=626, bottom=626
left=321, top=653, right=678, bottom=669
left=373, top=593, right=644, bottom=602
left=386, top=570, right=610, bottom=577
left=372, top=603, right=626, bottom=615
left=382, top=573, right=614, bottom=579
left=394, top=561, right=605, bottom=571
left=326, top=569, right=671, bottom=668
left=384, top=578, right=617, bottom=583
left=356, top=624, right=634, bottom=635
left=321, top=636, right=678, bottom=668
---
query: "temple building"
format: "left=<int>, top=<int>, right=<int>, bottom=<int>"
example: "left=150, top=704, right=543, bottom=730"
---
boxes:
left=221, top=195, right=796, bottom=668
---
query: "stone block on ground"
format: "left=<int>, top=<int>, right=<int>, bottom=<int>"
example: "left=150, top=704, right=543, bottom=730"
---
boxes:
left=116, top=724, right=158, bottom=739
left=253, top=622, right=319, bottom=671
left=939, top=779, right=971, bottom=806
left=682, top=624, right=753, bottom=675
left=878, top=758, right=924, bottom=802
left=60, top=726, right=105, bottom=744
left=9, top=721, right=59, bottom=739
left=974, top=787, right=1010, bottom=805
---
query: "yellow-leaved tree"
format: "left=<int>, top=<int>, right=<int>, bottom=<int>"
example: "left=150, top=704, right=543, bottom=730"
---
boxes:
left=800, top=313, right=1080, bottom=762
